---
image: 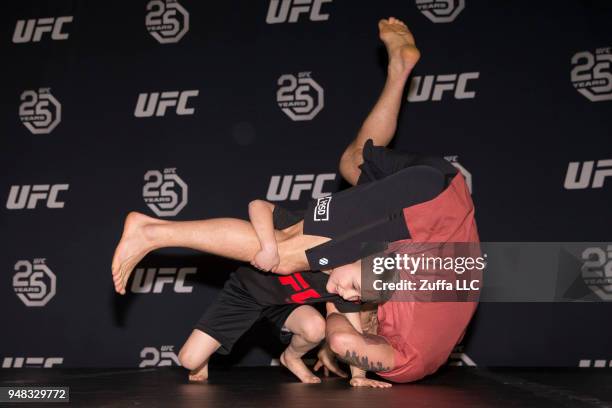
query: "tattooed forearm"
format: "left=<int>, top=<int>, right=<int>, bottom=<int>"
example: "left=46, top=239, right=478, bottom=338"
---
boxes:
left=338, top=350, right=391, bottom=372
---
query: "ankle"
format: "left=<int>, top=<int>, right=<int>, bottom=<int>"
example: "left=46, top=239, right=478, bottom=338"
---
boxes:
left=283, top=346, right=303, bottom=360
left=387, top=66, right=411, bottom=82
left=141, top=223, right=162, bottom=249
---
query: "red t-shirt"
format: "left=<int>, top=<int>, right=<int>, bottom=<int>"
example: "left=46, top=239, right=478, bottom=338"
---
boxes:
left=376, top=172, right=480, bottom=383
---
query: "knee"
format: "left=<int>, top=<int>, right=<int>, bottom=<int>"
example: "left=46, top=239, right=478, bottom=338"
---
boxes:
left=178, top=345, right=202, bottom=370
left=328, top=332, right=358, bottom=357
left=297, top=314, right=326, bottom=344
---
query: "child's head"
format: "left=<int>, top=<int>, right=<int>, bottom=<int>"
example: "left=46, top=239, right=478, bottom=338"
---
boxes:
left=324, top=260, right=362, bottom=302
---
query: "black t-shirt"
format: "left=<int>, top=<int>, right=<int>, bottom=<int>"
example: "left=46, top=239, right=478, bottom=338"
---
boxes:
left=234, top=266, right=362, bottom=313
left=226, top=201, right=362, bottom=313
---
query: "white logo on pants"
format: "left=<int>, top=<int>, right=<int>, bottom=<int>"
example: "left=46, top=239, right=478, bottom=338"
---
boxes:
left=313, top=196, right=331, bottom=222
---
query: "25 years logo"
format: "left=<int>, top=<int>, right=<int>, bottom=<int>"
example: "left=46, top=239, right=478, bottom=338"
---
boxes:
left=581, top=245, right=612, bottom=301
left=19, top=88, right=61, bottom=134
left=13, top=259, right=57, bottom=307
left=416, top=0, right=465, bottom=23
left=276, top=72, right=324, bottom=121
left=143, top=168, right=188, bottom=217
left=571, top=47, right=612, bottom=102
left=145, top=0, right=189, bottom=44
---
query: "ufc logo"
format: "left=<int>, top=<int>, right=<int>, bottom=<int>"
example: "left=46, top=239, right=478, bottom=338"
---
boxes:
left=2, top=357, right=63, bottom=368
left=564, top=159, right=612, bottom=189
left=279, top=273, right=322, bottom=303
left=266, top=173, right=335, bottom=201
left=6, top=184, right=69, bottom=209
left=134, top=90, right=199, bottom=117
left=13, top=17, right=73, bottom=43
left=266, top=0, right=332, bottom=24
left=408, top=72, right=479, bottom=102
left=130, top=267, right=196, bottom=293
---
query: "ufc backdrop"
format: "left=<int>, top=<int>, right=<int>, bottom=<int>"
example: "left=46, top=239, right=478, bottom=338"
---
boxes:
left=1, top=0, right=611, bottom=369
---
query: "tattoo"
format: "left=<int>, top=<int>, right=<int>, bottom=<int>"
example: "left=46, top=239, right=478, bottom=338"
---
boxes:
left=338, top=350, right=391, bottom=372
left=360, top=308, right=379, bottom=334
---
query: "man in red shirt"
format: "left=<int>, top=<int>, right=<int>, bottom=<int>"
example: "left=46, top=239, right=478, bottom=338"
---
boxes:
left=317, top=17, right=480, bottom=382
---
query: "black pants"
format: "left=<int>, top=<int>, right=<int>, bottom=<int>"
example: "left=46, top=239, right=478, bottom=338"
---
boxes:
left=302, top=165, right=445, bottom=269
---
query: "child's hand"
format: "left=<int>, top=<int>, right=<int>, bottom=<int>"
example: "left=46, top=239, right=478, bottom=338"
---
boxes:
left=251, top=246, right=280, bottom=272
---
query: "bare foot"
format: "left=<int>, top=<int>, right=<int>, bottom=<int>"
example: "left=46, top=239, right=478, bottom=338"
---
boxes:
left=111, top=211, right=162, bottom=295
left=378, top=17, right=421, bottom=76
left=188, top=364, right=208, bottom=383
left=280, top=349, right=321, bottom=384
left=251, top=245, right=280, bottom=272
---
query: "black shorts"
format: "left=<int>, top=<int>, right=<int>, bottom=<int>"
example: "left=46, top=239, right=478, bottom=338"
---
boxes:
left=302, top=164, right=445, bottom=269
left=195, top=272, right=303, bottom=355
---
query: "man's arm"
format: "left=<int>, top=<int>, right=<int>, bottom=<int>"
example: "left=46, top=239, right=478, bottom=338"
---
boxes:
left=326, top=303, right=393, bottom=388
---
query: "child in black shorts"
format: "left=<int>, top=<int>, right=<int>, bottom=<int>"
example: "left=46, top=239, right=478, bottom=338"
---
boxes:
left=178, top=207, right=361, bottom=383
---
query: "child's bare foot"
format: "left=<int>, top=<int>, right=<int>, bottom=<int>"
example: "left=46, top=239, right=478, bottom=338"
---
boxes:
left=280, top=349, right=321, bottom=384
left=378, top=17, right=420, bottom=76
left=251, top=246, right=280, bottom=272
left=188, top=364, right=209, bottom=383
left=111, top=211, right=162, bottom=294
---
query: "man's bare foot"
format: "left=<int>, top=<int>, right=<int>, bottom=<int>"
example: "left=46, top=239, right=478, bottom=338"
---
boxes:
left=251, top=245, right=280, bottom=272
left=378, top=17, right=421, bottom=76
left=111, top=211, right=162, bottom=295
left=188, top=364, right=208, bottom=383
left=280, top=349, right=321, bottom=384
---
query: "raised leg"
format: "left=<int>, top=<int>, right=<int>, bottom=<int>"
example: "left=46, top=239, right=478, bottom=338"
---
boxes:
left=340, top=17, right=421, bottom=186
left=111, top=212, right=329, bottom=294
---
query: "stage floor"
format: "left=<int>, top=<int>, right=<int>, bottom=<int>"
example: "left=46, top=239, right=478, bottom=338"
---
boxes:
left=1, top=366, right=611, bottom=407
